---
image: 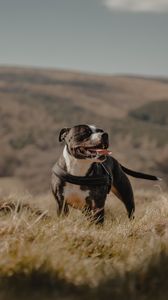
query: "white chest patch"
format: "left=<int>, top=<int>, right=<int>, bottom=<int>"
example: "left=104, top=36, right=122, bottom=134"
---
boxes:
left=64, top=183, right=89, bottom=209
left=63, top=146, right=91, bottom=209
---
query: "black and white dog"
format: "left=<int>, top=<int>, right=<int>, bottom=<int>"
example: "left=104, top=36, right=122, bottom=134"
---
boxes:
left=51, top=124, right=159, bottom=223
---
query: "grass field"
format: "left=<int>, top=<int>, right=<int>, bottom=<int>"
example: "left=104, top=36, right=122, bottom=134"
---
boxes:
left=0, top=187, right=168, bottom=300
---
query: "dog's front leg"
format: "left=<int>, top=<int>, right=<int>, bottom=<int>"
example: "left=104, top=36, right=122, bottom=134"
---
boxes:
left=51, top=177, right=69, bottom=216
left=57, top=197, right=69, bottom=216
left=93, top=207, right=105, bottom=224
left=82, top=202, right=105, bottom=224
left=52, top=189, right=69, bottom=216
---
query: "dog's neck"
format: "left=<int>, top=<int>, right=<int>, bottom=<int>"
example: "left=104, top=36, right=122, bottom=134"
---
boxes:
left=63, top=146, right=92, bottom=176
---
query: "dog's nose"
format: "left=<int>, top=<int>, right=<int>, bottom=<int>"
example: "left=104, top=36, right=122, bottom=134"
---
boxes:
left=101, top=133, right=108, bottom=144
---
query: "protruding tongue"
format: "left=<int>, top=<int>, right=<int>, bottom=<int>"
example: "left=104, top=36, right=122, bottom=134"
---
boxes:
left=95, top=149, right=112, bottom=156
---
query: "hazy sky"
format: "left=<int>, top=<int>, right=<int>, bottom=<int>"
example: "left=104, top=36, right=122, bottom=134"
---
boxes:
left=0, top=0, right=168, bottom=76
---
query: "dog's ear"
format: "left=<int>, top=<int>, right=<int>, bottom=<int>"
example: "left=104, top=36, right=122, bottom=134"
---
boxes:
left=59, top=128, right=70, bottom=142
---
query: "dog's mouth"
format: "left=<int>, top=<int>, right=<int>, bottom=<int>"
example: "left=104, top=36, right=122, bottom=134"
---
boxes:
left=74, top=144, right=112, bottom=160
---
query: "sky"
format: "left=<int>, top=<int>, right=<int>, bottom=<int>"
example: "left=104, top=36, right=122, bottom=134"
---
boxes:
left=0, top=0, right=168, bottom=76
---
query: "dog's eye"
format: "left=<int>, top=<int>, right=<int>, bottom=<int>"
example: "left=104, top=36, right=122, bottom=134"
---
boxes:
left=76, top=129, right=92, bottom=141
left=84, top=129, right=92, bottom=137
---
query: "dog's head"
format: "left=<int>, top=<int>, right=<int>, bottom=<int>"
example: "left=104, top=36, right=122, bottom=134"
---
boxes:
left=59, top=124, right=109, bottom=161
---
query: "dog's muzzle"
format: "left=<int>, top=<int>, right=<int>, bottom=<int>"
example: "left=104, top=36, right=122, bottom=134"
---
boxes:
left=71, top=140, right=110, bottom=160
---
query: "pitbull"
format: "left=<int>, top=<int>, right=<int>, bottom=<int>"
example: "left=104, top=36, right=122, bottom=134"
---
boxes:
left=51, top=124, right=159, bottom=224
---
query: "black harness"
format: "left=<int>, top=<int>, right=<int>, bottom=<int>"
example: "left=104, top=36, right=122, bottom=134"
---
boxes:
left=52, top=163, right=112, bottom=193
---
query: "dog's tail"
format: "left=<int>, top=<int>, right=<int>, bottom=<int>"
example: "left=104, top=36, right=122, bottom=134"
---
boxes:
left=120, top=165, right=161, bottom=181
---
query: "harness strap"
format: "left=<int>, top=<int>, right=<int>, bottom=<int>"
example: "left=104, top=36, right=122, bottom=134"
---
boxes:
left=52, top=163, right=111, bottom=188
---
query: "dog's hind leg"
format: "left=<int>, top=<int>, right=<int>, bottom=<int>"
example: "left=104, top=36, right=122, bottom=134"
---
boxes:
left=112, top=163, right=135, bottom=219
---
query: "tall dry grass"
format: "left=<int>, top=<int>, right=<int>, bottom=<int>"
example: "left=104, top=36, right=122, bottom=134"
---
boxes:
left=0, top=188, right=168, bottom=299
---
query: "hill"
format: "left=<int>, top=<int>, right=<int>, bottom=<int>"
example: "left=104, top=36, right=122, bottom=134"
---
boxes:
left=0, top=66, right=168, bottom=194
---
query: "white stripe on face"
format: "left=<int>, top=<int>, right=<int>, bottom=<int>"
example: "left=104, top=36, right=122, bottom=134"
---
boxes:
left=88, top=125, right=96, bottom=133
left=88, top=125, right=102, bottom=143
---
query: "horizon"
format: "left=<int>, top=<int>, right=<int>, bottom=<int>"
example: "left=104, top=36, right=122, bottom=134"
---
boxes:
left=0, top=64, right=168, bottom=79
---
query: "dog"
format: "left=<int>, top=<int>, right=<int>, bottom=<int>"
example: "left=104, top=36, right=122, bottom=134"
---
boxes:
left=51, top=124, right=160, bottom=224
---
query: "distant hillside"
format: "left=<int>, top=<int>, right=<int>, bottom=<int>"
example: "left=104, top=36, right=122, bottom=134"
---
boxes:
left=129, top=100, right=168, bottom=126
left=0, top=66, right=168, bottom=193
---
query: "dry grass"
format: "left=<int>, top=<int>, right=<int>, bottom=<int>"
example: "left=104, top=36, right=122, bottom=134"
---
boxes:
left=0, top=189, right=168, bottom=299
